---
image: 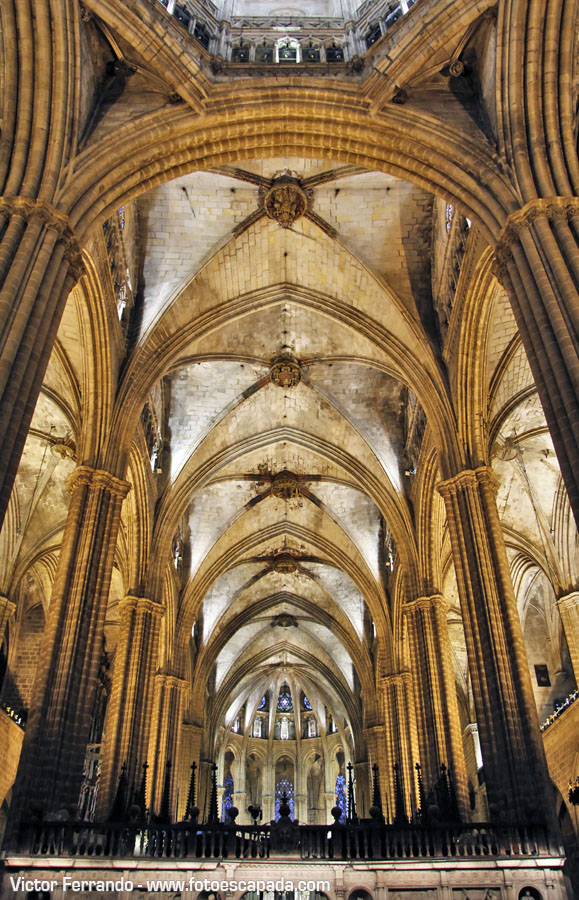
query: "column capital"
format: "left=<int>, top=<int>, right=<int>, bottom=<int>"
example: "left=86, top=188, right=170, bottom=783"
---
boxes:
left=437, top=465, right=497, bottom=500
left=119, top=595, right=164, bottom=618
left=494, top=197, right=579, bottom=284
left=0, top=594, right=16, bottom=638
left=380, top=671, right=412, bottom=689
left=404, top=593, right=449, bottom=615
left=364, top=723, right=385, bottom=737
left=0, top=196, right=85, bottom=277
left=557, top=590, right=579, bottom=612
left=0, top=594, right=16, bottom=614
left=497, top=196, right=579, bottom=247
left=156, top=672, right=186, bottom=692
left=67, top=465, right=130, bottom=499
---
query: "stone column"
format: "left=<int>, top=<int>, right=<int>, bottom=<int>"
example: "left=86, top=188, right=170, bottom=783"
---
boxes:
left=557, top=591, right=579, bottom=682
left=438, top=466, right=555, bottom=826
left=7, top=466, right=129, bottom=830
left=147, top=673, right=185, bottom=818
left=0, top=200, right=84, bottom=533
left=364, top=723, right=389, bottom=817
left=353, top=760, right=370, bottom=819
left=176, top=723, right=203, bottom=820
left=381, top=672, right=419, bottom=821
left=0, top=595, right=16, bottom=644
left=404, top=594, right=469, bottom=818
left=97, top=596, right=164, bottom=817
left=495, top=199, right=579, bottom=527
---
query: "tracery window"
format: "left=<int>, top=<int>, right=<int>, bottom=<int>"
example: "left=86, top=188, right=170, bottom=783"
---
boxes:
left=275, top=778, right=295, bottom=820
left=335, top=773, right=346, bottom=822
left=445, top=202, right=454, bottom=233
left=303, top=694, right=312, bottom=710
left=221, top=773, right=234, bottom=822
left=277, top=686, right=293, bottom=711
left=257, top=694, right=267, bottom=710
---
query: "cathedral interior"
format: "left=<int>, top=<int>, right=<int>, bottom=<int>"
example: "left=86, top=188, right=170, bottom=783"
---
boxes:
left=0, top=0, right=579, bottom=898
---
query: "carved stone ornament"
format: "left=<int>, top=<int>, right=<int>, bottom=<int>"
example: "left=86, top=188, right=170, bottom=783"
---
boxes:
left=50, top=441, right=76, bottom=460
left=270, top=355, right=301, bottom=389
left=271, top=470, right=300, bottom=500
left=273, top=555, right=297, bottom=573
left=264, top=175, right=308, bottom=227
left=271, top=613, right=298, bottom=628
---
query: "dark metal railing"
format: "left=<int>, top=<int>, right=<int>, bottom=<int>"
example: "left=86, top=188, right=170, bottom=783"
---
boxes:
left=15, top=820, right=555, bottom=861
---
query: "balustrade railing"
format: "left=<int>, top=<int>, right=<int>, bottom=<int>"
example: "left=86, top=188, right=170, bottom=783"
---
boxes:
left=16, top=820, right=554, bottom=861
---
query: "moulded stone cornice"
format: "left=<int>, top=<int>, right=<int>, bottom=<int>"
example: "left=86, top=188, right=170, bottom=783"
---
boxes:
left=67, top=465, right=131, bottom=498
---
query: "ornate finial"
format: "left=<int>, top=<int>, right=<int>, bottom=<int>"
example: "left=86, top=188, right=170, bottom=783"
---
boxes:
left=109, top=762, right=129, bottom=822
left=134, top=761, right=149, bottom=818
left=346, top=762, right=358, bottom=824
left=208, top=762, right=219, bottom=824
left=369, top=763, right=384, bottom=824
left=393, top=762, right=408, bottom=824
left=372, top=763, right=382, bottom=811
left=185, top=761, right=199, bottom=821
left=159, top=759, right=173, bottom=824
left=415, top=762, right=425, bottom=822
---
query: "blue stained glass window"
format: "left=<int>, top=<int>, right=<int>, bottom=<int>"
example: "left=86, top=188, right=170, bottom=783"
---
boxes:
left=277, top=687, right=293, bottom=712
left=221, top=773, right=234, bottom=822
left=445, top=202, right=454, bottom=233
left=257, top=695, right=267, bottom=710
left=275, top=779, right=294, bottom=820
left=335, top=774, right=346, bottom=823
left=303, top=695, right=312, bottom=710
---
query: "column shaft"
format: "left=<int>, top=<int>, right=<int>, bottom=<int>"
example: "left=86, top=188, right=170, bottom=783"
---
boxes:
left=0, top=205, right=84, bottom=532
left=557, top=591, right=579, bottom=683
left=98, top=596, right=164, bottom=816
left=8, top=466, right=129, bottom=828
left=405, top=594, right=469, bottom=817
left=147, top=673, right=185, bottom=818
left=438, top=466, right=554, bottom=824
left=0, top=595, right=16, bottom=644
left=381, top=672, right=419, bottom=820
left=496, top=202, right=579, bottom=526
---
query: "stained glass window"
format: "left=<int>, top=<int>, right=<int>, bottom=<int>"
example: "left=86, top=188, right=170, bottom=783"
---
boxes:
left=221, top=773, right=234, bottom=822
left=118, top=205, right=125, bottom=229
left=303, top=694, right=312, bottom=710
left=335, top=774, right=346, bottom=823
left=257, top=695, right=267, bottom=710
left=277, top=686, right=293, bottom=711
left=275, top=778, right=294, bottom=820
left=445, top=202, right=454, bottom=233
